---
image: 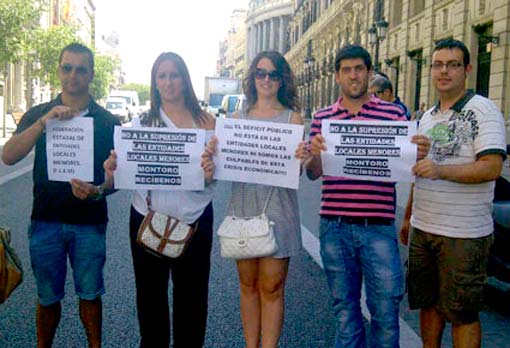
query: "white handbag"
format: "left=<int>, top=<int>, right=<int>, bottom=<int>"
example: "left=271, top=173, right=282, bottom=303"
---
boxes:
left=217, top=187, right=278, bottom=259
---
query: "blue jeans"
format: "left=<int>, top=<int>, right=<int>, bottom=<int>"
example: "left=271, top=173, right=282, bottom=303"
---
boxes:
left=319, top=217, right=404, bottom=348
left=29, top=220, right=107, bottom=306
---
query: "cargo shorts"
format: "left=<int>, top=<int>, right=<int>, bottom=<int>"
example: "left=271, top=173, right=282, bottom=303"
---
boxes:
left=407, top=227, right=493, bottom=324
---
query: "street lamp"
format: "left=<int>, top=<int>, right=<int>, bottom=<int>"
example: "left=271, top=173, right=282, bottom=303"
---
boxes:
left=368, top=9, right=388, bottom=73
left=303, top=54, right=315, bottom=119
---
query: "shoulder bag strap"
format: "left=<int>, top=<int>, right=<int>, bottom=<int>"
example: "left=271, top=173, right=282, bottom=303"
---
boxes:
left=146, top=190, right=152, bottom=210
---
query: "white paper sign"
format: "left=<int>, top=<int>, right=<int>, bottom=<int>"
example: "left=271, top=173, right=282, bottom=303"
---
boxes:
left=214, top=118, right=304, bottom=189
left=46, top=117, right=94, bottom=182
left=114, top=126, right=205, bottom=190
left=321, top=120, right=417, bottom=182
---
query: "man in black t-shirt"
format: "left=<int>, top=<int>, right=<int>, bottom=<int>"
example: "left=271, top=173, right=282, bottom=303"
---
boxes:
left=1, top=43, right=119, bottom=348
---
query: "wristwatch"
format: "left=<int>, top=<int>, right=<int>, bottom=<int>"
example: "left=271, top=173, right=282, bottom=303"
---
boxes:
left=90, top=184, right=105, bottom=200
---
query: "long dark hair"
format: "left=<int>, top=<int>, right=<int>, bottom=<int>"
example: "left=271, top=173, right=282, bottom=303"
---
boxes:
left=144, top=52, right=205, bottom=126
left=243, top=51, right=300, bottom=112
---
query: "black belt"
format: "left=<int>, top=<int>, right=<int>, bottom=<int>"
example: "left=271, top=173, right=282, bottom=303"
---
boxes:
left=322, top=215, right=393, bottom=226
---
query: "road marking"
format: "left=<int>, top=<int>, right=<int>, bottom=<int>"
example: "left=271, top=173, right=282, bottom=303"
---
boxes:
left=0, top=165, right=33, bottom=186
left=301, top=224, right=421, bottom=347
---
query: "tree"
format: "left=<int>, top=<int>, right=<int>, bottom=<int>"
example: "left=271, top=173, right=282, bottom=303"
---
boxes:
left=30, top=25, right=81, bottom=89
left=0, top=0, right=42, bottom=66
left=90, top=55, right=120, bottom=101
left=120, top=82, right=150, bottom=105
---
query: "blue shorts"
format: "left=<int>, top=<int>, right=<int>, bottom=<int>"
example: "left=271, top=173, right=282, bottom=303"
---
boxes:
left=29, top=220, right=106, bottom=306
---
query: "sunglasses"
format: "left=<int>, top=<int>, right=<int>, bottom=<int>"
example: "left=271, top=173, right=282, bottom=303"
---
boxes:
left=254, top=69, right=281, bottom=81
left=60, top=64, right=89, bottom=75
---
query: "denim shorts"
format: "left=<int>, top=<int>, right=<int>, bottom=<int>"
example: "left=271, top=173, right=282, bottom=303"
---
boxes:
left=408, top=227, right=493, bottom=324
left=29, top=220, right=106, bottom=306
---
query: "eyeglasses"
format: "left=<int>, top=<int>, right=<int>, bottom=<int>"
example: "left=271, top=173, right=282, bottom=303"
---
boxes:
left=60, top=64, right=89, bottom=75
left=430, top=61, right=464, bottom=71
left=254, top=69, right=281, bottom=81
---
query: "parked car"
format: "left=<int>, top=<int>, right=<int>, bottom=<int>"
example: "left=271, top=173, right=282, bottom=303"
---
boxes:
left=105, top=97, right=130, bottom=123
left=486, top=152, right=510, bottom=312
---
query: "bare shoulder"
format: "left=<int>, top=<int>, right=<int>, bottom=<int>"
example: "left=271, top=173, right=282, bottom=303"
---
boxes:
left=290, top=111, right=304, bottom=125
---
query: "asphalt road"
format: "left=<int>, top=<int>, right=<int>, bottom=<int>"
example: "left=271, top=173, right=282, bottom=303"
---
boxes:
left=1, top=159, right=510, bottom=347
left=0, top=173, right=336, bottom=348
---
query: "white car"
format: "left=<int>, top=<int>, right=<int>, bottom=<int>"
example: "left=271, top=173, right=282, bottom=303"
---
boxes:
left=105, top=97, right=130, bottom=123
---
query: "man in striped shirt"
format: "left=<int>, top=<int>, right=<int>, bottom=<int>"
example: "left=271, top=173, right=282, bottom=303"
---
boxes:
left=299, top=45, right=429, bottom=348
left=400, top=39, right=506, bottom=348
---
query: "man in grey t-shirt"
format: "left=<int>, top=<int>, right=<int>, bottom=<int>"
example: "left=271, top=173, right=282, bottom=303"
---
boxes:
left=400, top=39, right=506, bottom=348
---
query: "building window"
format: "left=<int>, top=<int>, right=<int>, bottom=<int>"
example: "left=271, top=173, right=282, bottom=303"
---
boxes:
left=442, top=8, right=448, bottom=31
left=392, top=0, right=403, bottom=26
left=479, top=0, right=486, bottom=15
left=410, top=0, right=425, bottom=17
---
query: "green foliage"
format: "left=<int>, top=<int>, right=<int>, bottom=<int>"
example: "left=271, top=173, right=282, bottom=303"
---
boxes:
left=90, top=55, right=120, bottom=101
left=120, top=83, right=150, bottom=105
left=30, top=25, right=81, bottom=88
left=0, top=0, right=42, bottom=66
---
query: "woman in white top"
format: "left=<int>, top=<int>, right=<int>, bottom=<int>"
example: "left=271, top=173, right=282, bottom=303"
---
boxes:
left=104, top=52, right=215, bottom=348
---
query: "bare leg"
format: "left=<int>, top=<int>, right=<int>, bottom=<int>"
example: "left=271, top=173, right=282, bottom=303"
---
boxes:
left=237, top=258, right=261, bottom=348
left=420, top=306, right=445, bottom=348
left=36, top=302, right=61, bottom=348
left=79, top=298, right=102, bottom=348
left=452, top=321, right=481, bottom=348
left=259, top=257, right=289, bottom=348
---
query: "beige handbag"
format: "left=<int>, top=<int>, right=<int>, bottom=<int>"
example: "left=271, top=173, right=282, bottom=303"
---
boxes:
left=137, top=191, right=197, bottom=259
left=0, top=227, right=23, bottom=304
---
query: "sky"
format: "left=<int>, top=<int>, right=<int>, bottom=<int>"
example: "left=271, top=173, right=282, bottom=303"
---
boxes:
left=95, top=0, right=249, bottom=99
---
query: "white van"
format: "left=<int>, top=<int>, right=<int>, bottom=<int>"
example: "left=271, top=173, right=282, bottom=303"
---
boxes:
left=109, top=90, right=140, bottom=118
left=219, top=94, right=243, bottom=118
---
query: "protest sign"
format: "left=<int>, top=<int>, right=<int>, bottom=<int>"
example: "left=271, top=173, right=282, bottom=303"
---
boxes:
left=321, top=120, right=417, bottom=182
left=114, top=126, right=205, bottom=190
left=46, top=117, right=94, bottom=182
left=214, top=118, right=304, bottom=189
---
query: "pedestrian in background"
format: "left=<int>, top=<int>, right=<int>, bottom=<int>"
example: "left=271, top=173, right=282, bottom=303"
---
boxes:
left=1, top=43, right=119, bottom=348
left=413, top=102, right=427, bottom=121
left=400, top=38, right=507, bottom=348
left=297, top=44, right=429, bottom=348
left=369, top=74, right=412, bottom=120
left=209, top=50, right=303, bottom=348
left=103, top=52, right=216, bottom=348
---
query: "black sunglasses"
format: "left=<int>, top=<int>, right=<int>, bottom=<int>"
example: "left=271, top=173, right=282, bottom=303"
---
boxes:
left=60, top=64, right=89, bottom=75
left=254, top=69, right=281, bottom=81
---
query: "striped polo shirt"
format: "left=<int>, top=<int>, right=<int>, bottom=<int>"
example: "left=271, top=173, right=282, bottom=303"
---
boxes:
left=310, top=95, right=407, bottom=218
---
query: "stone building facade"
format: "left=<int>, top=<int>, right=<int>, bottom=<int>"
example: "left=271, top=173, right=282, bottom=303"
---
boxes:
left=285, top=0, right=510, bottom=127
left=245, top=0, right=294, bottom=64
left=1, top=0, right=96, bottom=122
left=217, top=9, right=248, bottom=79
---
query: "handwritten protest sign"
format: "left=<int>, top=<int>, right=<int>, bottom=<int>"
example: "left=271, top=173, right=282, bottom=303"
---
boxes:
left=214, top=118, right=304, bottom=189
left=321, top=120, right=417, bottom=182
left=114, top=126, right=205, bottom=190
left=46, top=117, right=94, bottom=182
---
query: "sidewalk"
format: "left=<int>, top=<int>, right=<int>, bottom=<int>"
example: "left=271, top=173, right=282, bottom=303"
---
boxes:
left=0, top=113, right=17, bottom=146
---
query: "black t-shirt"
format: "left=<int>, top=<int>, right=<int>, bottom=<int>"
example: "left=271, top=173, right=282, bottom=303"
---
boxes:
left=15, top=94, right=121, bottom=224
